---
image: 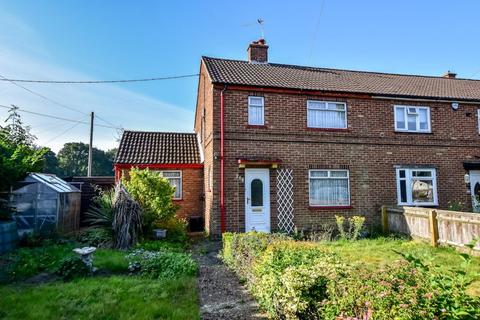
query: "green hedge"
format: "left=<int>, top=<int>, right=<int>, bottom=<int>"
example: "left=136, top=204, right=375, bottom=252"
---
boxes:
left=222, top=232, right=480, bottom=320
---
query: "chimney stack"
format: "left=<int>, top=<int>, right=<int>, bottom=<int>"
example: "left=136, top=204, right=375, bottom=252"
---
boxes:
left=443, top=71, right=457, bottom=79
left=247, top=39, right=268, bottom=63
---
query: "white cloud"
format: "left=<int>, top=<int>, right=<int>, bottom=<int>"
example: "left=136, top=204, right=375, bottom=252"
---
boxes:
left=0, top=10, right=194, bottom=153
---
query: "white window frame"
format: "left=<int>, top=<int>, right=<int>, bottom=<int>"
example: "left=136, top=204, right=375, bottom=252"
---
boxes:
left=308, top=169, right=351, bottom=207
left=477, top=109, right=480, bottom=134
left=307, top=100, right=348, bottom=129
left=394, top=105, right=431, bottom=133
left=248, top=96, right=264, bottom=126
left=395, top=168, right=438, bottom=206
left=158, top=170, right=182, bottom=200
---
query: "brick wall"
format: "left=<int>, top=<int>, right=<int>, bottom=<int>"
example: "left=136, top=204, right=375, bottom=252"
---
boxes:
left=196, top=79, right=480, bottom=236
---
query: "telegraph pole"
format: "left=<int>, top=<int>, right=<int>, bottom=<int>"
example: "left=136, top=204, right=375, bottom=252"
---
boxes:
left=87, top=111, right=94, bottom=177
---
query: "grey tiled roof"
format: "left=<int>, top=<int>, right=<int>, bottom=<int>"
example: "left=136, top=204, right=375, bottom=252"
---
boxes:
left=115, top=131, right=201, bottom=164
left=203, top=56, right=480, bottom=101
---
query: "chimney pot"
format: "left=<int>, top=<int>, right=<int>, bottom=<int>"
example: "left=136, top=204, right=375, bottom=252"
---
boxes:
left=247, top=39, right=269, bottom=63
left=443, top=71, right=457, bottom=78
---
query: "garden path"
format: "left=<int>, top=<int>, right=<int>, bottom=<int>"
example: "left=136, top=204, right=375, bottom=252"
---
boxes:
left=192, top=239, right=266, bottom=320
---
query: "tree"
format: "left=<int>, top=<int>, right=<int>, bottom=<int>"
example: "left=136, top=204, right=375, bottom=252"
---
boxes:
left=42, top=148, right=60, bottom=175
left=1, top=105, right=36, bottom=146
left=0, top=108, right=47, bottom=191
left=57, top=142, right=115, bottom=177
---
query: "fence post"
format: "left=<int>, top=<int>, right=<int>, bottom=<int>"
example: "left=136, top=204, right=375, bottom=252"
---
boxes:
left=429, top=210, right=439, bottom=247
left=381, top=205, right=389, bottom=234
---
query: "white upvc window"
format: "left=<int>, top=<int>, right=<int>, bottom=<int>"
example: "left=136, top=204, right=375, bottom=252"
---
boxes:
left=394, top=105, right=431, bottom=133
left=248, top=96, right=264, bottom=125
left=309, top=169, right=350, bottom=206
left=159, top=170, right=182, bottom=199
left=477, top=109, right=480, bottom=134
left=396, top=168, right=437, bottom=206
left=307, top=100, right=347, bottom=129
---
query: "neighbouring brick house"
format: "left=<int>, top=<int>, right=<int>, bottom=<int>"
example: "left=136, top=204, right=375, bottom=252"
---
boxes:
left=118, top=39, right=480, bottom=236
left=114, top=131, right=204, bottom=230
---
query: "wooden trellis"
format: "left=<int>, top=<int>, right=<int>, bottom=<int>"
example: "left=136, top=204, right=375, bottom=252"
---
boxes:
left=276, top=168, right=295, bottom=233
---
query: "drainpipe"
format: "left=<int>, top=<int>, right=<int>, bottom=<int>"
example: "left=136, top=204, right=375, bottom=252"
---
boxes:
left=220, top=85, right=227, bottom=233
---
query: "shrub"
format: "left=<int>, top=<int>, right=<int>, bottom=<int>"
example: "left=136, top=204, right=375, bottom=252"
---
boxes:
left=76, top=228, right=112, bottom=247
left=55, top=255, right=90, bottom=280
left=122, top=168, right=179, bottom=233
left=136, top=240, right=186, bottom=252
left=155, top=216, right=188, bottom=243
left=84, top=187, right=115, bottom=233
left=335, top=215, right=365, bottom=241
left=221, top=232, right=289, bottom=281
left=252, top=241, right=338, bottom=319
left=126, top=249, right=197, bottom=279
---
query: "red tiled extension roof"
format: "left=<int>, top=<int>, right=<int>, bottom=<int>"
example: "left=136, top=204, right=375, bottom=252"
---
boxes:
left=202, top=56, right=480, bottom=102
left=115, top=131, right=201, bottom=165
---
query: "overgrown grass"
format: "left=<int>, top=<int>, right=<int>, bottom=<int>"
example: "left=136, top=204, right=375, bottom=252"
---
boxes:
left=0, top=276, right=199, bottom=320
left=317, top=236, right=480, bottom=296
left=94, top=249, right=129, bottom=273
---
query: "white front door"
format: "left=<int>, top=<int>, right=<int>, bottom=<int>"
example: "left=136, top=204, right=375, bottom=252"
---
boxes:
left=245, top=169, right=270, bottom=232
left=470, top=170, right=480, bottom=212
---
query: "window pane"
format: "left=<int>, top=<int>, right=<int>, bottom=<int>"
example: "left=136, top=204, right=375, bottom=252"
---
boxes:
left=407, top=114, right=417, bottom=130
left=310, top=170, right=328, bottom=178
left=308, top=109, right=346, bottom=128
left=408, top=107, right=417, bottom=114
left=310, top=178, right=349, bottom=206
left=249, top=105, right=263, bottom=125
left=330, top=171, right=348, bottom=178
left=168, top=177, right=181, bottom=199
left=308, top=101, right=326, bottom=109
left=249, top=97, right=263, bottom=106
left=395, top=107, right=406, bottom=129
left=412, top=170, right=432, bottom=177
left=412, top=179, right=434, bottom=203
left=399, top=170, right=406, bottom=178
left=162, top=171, right=181, bottom=178
left=251, top=179, right=263, bottom=206
left=327, top=103, right=345, bottom=111
left=400, top=180, right=407, bottom=203
left=418, top=109, right=428, bottom=130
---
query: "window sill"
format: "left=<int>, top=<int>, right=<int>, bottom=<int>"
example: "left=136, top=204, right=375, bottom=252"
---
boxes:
left=308, top=205, right=353, bottom=210
left=398, top=203, right=438, bottom=207
left=246, top=125, right=268, bottom=129
left=306, top=127, right=350, bottom=132
left=394, top=130, right=432, bottom=134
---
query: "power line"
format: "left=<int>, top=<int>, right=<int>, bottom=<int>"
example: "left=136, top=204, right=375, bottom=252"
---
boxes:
left=0, top=104, right=121, bottom=129
left=308, top=0, right=326, bottom=64
left=45, top=116, right=88, bottom=144
left=0, top=74, right=199, bottom=84
left=0, top=73, right=87, bottom=115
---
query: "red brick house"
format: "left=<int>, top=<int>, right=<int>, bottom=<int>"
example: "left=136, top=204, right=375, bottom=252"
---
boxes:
left=118, top=39, right=480, bottom=236
left=114, top=131, right=204, bottom=229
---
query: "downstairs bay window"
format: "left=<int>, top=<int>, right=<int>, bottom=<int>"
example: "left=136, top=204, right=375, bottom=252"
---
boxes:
left=309, top=169, right=350, bottom=207
left=396, top=168, right=437, bottom=206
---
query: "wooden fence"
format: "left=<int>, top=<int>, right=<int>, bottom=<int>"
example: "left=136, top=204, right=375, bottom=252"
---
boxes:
left=381, top=206, right=480, bottom=252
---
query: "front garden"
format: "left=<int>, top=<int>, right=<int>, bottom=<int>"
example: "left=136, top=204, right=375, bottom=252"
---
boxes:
left=222, top=217, right=480, bottom=320
left=0, top=168, right=200, bottom=320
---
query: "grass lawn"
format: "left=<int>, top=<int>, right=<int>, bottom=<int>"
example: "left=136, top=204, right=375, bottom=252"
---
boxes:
left=0, top=241, right=200, bottom=320
left=0, top=276, right=198, bottom=320
left=318, top=237, right=480, bottom=296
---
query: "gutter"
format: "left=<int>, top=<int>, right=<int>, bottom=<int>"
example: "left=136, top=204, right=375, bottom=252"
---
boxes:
left=220, top=85, right=227, bottom=233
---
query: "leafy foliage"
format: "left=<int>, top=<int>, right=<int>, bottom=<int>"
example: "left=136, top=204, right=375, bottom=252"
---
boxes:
left=76, top=228, right=112, bottom=247
left=56, top=142, right=115, bottom=177
left=55, top=255, right=91, bottom=280
left=222, top=232, right=480, bottom=320
left=126, top=249, right=197, bottom=279
left=155, top=216, right=188, bottom=243
left=122, top=168, right=178, bottom=233
left=335, top=215, right=365, bottom=241
left=84, top=188, right=115, bottom=231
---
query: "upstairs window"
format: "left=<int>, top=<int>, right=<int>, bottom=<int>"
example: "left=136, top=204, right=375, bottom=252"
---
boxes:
left=309, top=170, right=350, bottom=206
left=248, top=96, right=264, bottom=125
left=394, top=106, right=431, bottom=133
left=307, top=101, right=347, bottom=129
left=159, top=170, right=182, bottom=199
left=396, top=168, right=437, bottom=206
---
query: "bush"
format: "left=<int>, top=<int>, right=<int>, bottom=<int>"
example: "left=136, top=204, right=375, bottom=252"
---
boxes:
left=55, top=255, right=90, bottom=280
left=126, top=249, right=197, bottom=279
left=122, top=168, right=179, bottom=233
left=222, top=232, right=480, bottom=320
left=136, top=240, right=186, bottom=252
left=155, top=216, right=188, bottom=243
left=84, top=187, right=115, bottom=233
left=335, top=215, right=365, bottom=241
left=76, top=228, right=112, bottom=247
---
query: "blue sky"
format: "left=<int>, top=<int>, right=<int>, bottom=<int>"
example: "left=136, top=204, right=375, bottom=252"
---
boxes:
left=0, top=1, right=479, bottom=152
